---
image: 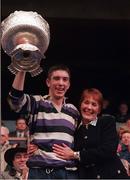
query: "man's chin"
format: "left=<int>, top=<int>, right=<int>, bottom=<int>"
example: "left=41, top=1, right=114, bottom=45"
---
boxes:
left=55, top=94, right=64, bottom=99
left=18, top=166, right=26, bottom=171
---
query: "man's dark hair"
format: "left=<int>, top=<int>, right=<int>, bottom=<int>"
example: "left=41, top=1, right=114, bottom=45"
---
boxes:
left=16, top=114, right=27, bottom=124
left=47, top=64, right=71, bottom=79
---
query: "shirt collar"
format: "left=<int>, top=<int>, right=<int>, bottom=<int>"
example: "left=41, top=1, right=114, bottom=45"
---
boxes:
left=79, top=117, right=98, bottom=128
left=15, top=171, right=22, bottom=179
left=43, top=95, right=67, bottom=105
left=89, top=118, right=97, bottom=126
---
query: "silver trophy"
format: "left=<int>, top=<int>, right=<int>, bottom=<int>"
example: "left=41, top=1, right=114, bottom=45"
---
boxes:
left=1, top=10, right=50, bottom=76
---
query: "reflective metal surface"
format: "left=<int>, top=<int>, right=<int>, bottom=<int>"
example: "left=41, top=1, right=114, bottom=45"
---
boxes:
left=1, top=10, right=50, bottom=76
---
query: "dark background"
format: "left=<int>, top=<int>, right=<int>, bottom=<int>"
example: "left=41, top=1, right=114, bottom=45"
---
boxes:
left=1, top=0, right=130, bottom=120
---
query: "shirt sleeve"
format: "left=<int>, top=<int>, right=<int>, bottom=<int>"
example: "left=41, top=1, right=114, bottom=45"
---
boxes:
left=8, top=86, right=32, bottom=115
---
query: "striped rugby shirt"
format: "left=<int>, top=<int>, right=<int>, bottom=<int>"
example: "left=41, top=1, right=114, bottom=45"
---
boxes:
left=8, top=88, right=80, bottom=168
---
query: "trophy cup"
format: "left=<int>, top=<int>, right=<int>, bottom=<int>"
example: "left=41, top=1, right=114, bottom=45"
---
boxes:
left=1, top=10, right=50, bottom=76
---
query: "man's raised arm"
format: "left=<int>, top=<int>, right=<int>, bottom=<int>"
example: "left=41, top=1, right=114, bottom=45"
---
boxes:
left=12, top=71, right=26, bottom=91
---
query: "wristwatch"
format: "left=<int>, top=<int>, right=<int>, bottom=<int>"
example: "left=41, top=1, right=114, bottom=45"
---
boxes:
left=73, top=151, right=80, bottom=160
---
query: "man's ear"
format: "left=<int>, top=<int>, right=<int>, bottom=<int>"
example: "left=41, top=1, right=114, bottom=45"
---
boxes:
left=67, top=81, right=70, bottom=90
left=46, top=78, right=50, bottom=87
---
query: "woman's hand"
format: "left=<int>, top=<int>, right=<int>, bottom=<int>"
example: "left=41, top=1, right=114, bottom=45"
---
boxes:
left=52, top=143, right=74, bottom=160
left=27, top=143, right=38, bottom=156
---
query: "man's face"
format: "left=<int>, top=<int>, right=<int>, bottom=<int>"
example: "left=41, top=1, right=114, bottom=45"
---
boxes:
left=0, top=134, right=8, bottom=145
left=119, top=104, right=128, bottom=114
left=46, top=70, right=70, bottom=100
left=16, top=119, right=27, bottom=131
left=13, top=152, right=28, bottom=172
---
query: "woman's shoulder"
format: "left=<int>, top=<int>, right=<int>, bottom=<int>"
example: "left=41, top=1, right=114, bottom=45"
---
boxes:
left=98, top=114, right=116, bottom=126
left=99, top=114, right=116, bottom=121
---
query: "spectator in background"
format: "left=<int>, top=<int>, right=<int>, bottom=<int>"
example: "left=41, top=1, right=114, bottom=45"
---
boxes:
left=0, top=145, right=29, bottom=180
left=1, top=121, right=5, bottom=126
left=117, top=130, right=130, bottom=176
left=126, top=117, right=130, bottom=129
left=101, top=98, right=113, bottom=115
left=115, top=102, right=130, bottom=123
left=117, top=124, right=130, bottom=139
left=9, top=116, right=29, bottom=138
left=117, top=130, right=130, bottom=163
left=0, top=126, right=16, bottom=172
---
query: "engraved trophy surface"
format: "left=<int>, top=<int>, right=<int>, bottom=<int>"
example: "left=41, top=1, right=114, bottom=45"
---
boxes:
left=1, top=10, right=50, bottom=76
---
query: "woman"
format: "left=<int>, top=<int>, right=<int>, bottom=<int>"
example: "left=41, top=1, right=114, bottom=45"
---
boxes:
left=53, top=88, right=128, bottom=179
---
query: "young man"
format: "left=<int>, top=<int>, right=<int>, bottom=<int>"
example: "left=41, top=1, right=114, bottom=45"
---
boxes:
left=8, top=65, right=80, bottom=179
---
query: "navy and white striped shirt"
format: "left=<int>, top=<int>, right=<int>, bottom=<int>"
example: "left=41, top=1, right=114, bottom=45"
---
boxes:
left=8, top=88, right=80, bottom=168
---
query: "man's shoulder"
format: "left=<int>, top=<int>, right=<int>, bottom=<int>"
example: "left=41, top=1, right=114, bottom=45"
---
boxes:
left=32, top=95, right=51, bottom=101
left=9, top=131, right=17, bottom=136
left=64, top=103, right=78, bottom=111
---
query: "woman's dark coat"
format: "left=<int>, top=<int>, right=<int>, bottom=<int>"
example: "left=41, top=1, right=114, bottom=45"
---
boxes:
left=75, top=115, right=128, bottom=179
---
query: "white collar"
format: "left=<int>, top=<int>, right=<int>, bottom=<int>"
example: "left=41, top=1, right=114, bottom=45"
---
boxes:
left=43, top=94, right=67, bottom=105
left=15, top=171, right=22, bottom=179
left=89, top=119, right=97, bottom=126
left=79, top=117, right=98, bottom=128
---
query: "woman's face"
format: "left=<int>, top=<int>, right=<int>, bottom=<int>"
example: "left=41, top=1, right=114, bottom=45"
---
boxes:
left=80, top=95, right=100, bottom=122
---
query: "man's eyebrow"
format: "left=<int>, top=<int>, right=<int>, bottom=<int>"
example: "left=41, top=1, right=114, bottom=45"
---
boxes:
left=52, top=76, right=69, bottom=78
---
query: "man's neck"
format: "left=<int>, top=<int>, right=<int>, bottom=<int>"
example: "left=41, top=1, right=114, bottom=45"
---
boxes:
left=50, top=97, right=64, bottom=112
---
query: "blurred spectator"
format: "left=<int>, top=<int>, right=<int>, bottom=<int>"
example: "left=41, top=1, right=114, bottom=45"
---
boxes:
left=115, top=102, right=130, bottom=123
left=117, top=130, right=130, bottom=163
left=102, top=98, right=113, bottom=115
left=117, top=130, right=130, bottom=176
left=0, top=145, right=29, bottom=179
left=9, top=116, right=29, bottom=138
left=117, top=124, right=130, bottom=139
left=1, top=121, right=5, bottom=126
left=0, top=126, right=16, bottom=172
left=126, top=117, right=130, bottom=129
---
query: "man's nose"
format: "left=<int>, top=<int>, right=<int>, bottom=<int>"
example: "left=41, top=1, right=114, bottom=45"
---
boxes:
left=20, top=157, right=28, bottom=161
left=20, top=158, right=25, bottom=162
left=58, top=78, right=64, bottom=84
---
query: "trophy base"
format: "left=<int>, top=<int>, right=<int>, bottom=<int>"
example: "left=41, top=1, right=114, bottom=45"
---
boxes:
left=8, top=63, right=43, bottom=77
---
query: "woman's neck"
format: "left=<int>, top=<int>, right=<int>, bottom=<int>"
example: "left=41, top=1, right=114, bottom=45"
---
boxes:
left=82, top=119, right=91, bottom=125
